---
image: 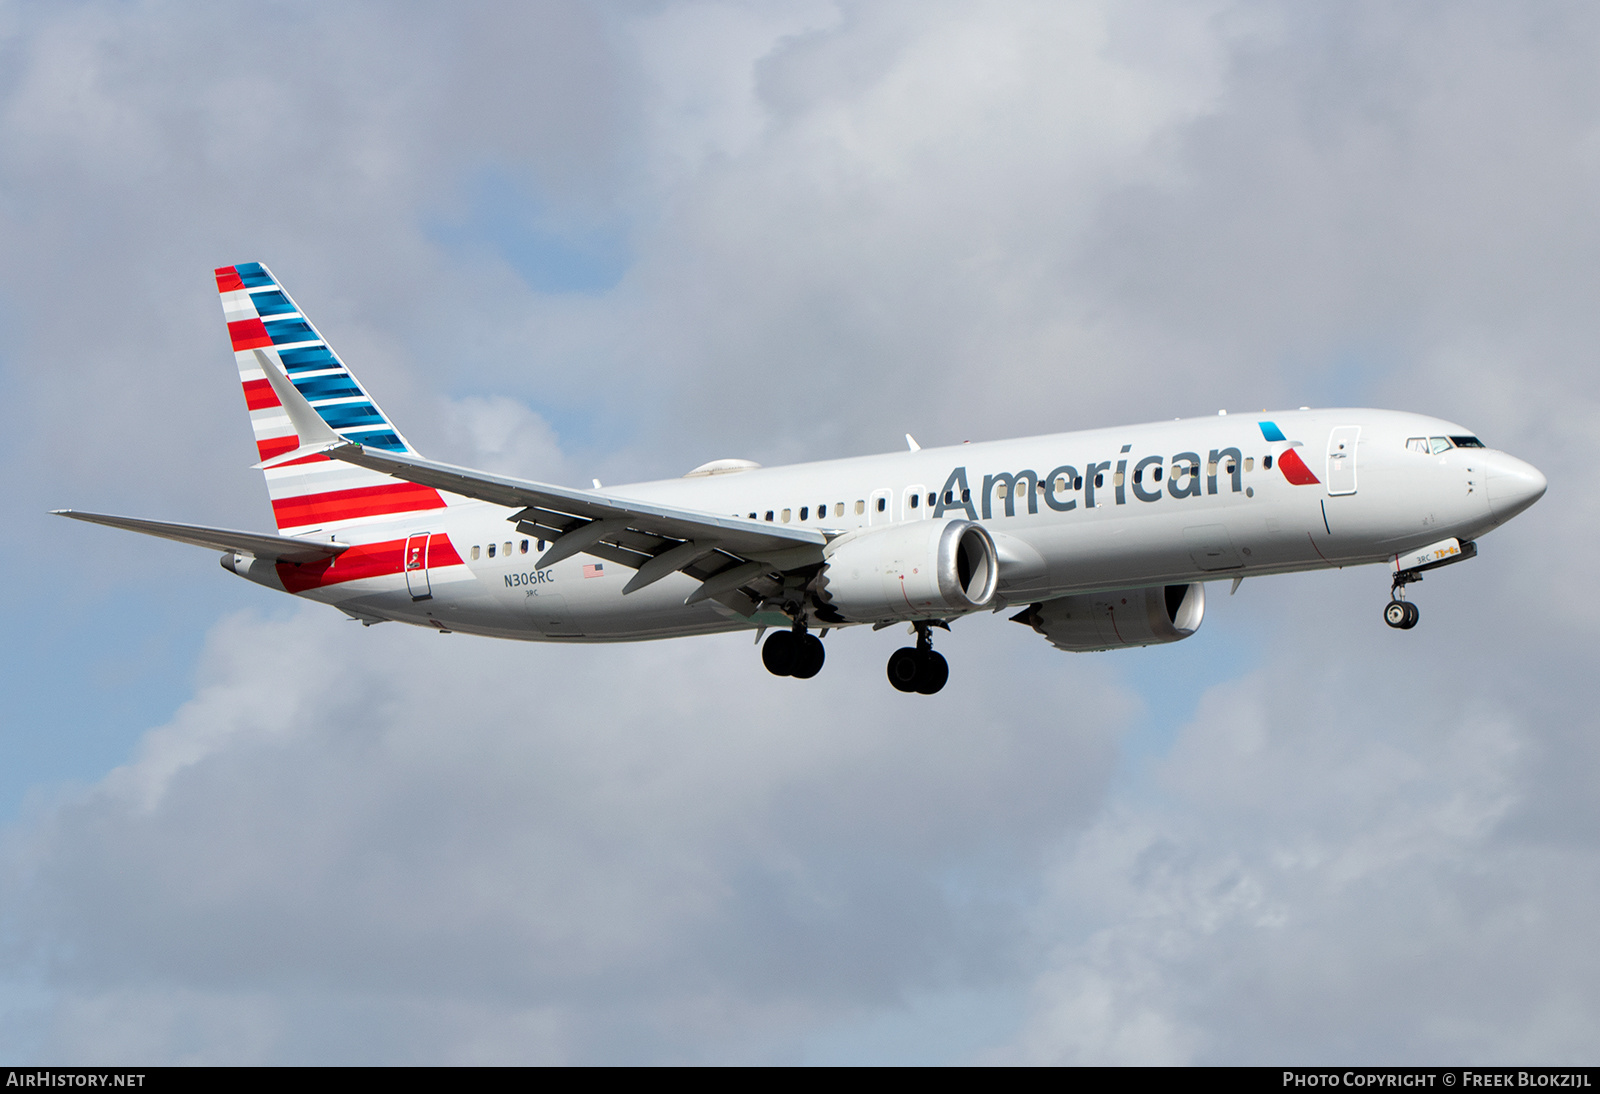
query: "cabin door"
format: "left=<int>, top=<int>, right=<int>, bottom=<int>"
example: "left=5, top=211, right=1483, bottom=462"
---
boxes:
left=1326, top=427, right=1360, bottom=496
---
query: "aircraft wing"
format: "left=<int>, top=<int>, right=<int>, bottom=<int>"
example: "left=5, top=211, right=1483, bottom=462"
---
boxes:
left=323, top=443, right=827, bottom=602
left=52, top=510, right=347, bottom=564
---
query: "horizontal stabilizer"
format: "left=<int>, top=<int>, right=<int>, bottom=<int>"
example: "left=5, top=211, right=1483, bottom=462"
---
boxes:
left=52, top=510, right=347, bottom=564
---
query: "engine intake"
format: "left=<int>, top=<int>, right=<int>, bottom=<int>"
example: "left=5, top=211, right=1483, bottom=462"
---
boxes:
left=816, top=519, right=999, bottom=623
left=1013, top=582, right=1205, bottom=652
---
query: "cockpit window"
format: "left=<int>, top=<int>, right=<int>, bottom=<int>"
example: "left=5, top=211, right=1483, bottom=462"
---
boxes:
left=1429, top=436, right=1453, bottom=454
left=1450, top=435, right=1485, bottom=448
left=1406, top=437, right=1429, bottom=454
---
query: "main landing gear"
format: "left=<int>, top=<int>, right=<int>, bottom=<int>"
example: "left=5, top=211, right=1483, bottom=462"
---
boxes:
left=1384, top=571, right=1420, bottom=630
left=763, top=625, right=826, bottom=679
left=887, top=622, right=949, bottom=695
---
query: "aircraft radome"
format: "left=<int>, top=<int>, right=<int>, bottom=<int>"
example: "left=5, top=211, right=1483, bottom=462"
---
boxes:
left=56, top=263, right=1548, bottom=694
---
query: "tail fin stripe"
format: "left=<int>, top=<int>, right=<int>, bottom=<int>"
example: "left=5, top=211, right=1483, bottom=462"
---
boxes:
left=278, top=346, right=340, bottom=372
left=242, top=378, right=280, bottom=411
left=292, top=376, right=364, bottom=399
left=271, top=482, right=447, bottom=528
left=251, top=291, right=297, bottom=316
left=228, top=318, right=273, bottom=351
left=231, top=262, right=276, bottom=288
left=264, top=318, right=317, bottom=344
left=317, top=403, right=386, bottom=429
left=216, top=268, right=246, bottom=293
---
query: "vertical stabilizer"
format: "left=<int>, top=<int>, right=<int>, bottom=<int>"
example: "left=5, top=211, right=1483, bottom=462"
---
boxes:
left=215, top=263, right=449, bottom=535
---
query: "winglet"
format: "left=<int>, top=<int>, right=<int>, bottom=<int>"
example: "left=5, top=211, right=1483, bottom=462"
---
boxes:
left=905, top=434, right=921, bottom=452
left=252, top=349, right=351, bottom=467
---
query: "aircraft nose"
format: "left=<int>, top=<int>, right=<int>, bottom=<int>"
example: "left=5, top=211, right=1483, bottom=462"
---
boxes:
left=1484, top=452, right=1548, bottom=521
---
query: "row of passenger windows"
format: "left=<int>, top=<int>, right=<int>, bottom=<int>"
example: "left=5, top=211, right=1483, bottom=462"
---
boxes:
left=469, top=538, right=547, bottom=561
left=1407, top=435, right=1483, bottom=454
left=745, top=500, right=869, bottom=523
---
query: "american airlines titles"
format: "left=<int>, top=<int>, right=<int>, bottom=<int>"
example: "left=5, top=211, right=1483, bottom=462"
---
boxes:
left=931, top=443, right=1251, bottom=521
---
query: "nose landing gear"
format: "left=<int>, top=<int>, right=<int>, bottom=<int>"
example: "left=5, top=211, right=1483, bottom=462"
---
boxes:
left=887, top=622, right=949, bottom=694
left=762, top=623, right=826, bottom=678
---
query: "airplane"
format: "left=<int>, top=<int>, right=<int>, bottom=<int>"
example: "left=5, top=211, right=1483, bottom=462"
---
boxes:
left=55, top=262, right=1549, bottom=694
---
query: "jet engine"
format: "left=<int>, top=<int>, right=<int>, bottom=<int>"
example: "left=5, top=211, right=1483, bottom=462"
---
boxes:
left=814, top=519, right=999, bottom=623
left=1013, top=582, right=1205, bottom=652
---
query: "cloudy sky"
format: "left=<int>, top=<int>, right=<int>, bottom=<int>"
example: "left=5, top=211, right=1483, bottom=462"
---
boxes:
left=1, top=0, right=1595, bottom=1064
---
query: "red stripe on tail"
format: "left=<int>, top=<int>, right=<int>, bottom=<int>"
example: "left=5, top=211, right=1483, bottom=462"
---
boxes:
left=271, top=482, right=446, bottom=528
left=228, top=318, right=272, bottom=351
left=242, top=378, right=279, bottom=411
left=215, top=266, right=245, bottom=293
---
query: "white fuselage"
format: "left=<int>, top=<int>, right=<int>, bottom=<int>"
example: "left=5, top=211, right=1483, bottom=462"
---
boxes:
left=246, top=408, right=1544, bottom=642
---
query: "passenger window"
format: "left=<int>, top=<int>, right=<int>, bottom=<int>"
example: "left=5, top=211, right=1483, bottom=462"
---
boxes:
left=1112, top=472, right=1124, bottom=487
left=909, top=494, right=919, bottom=509
left=781, top=508, right=791, bottom=523
left=1055, top=477, right=1067, bottom=491
left=1406, top=437, right=1429, bottom=454
left=928, top=492, right=936, bottom=506
left=1430, top=436, right=1453, bottom=454
left=520, top=539, right=529, bottom=554
left=1153, top=466, right=1163, bottom=482
left=800, top=506, right=809, bottom=521
left=855, top=500, right=865, bottom=515
left=487, top=543, right=496, bottom=558
left=471, top=545, right=480, bottom=560
left=1094, top=473, right=1103, bottom=488
left=1133, top=469, right=1142, bottom=484
left=538, top=539, right=546, bottom=551
left=1074, top=477, right=1083, bottom=490
left=765, top=510, right=774, bottom=522
left=876, top=498, right=887, bottom=512
left=1244, top=458, right=1254, bottom=472
left=962, top=489, right=971, bottom=502
left=1263, top=456, right=1272, bottom=470
left=504, top=542, right=512, bottom=557
left=835, top=502, right=844, bottom=518
left=749, top=512, right=757, bottom=519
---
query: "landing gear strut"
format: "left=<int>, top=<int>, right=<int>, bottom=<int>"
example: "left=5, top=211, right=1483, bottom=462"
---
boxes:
left=1384, top=571, right=1421, bottom=630
left=763, top=623, right=826, bottom=679
left=887, top=622, right=949, bottom=694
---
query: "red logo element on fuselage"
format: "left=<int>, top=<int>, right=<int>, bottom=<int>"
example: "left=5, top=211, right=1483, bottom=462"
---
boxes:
left=1258, top=421, right=1321, bottom=485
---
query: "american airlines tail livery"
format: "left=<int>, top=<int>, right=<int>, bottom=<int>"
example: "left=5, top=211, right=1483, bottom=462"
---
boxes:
left=57, top=263, right=1548, bottom=694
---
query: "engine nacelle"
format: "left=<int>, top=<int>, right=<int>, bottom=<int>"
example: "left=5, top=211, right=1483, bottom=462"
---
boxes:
left=815, top=519, right=999, bottom=623
left=1014, top=582, right=1205, bottom=652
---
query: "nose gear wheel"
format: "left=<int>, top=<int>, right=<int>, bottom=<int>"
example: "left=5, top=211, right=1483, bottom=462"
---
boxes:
left=1384, top=599, right=1419, bottom=629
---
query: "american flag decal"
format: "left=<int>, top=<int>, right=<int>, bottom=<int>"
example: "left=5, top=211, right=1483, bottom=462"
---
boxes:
left=583, top=563, right=605, bottom=578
